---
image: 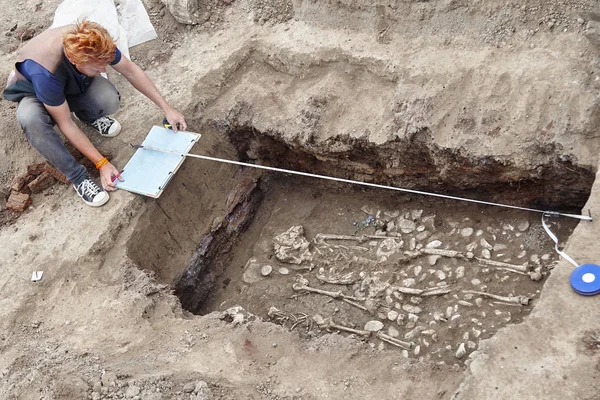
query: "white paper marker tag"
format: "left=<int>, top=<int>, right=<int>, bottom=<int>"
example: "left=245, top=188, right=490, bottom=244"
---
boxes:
left=31, top=271, right=43, bottom=282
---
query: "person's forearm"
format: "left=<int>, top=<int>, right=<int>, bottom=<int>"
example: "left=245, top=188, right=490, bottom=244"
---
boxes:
left=59, top=120, right=104, bottom=163
left=123, top=63, right=173, bottom=113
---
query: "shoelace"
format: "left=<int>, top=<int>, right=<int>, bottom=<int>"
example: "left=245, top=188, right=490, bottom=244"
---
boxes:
left=92, top=117, right=113, bottom=134
left=78, top=179, right=101, bottom=197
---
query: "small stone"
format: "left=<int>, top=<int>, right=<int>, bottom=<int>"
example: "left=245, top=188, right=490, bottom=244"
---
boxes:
left=460, top=227, right=474, bottom=237
left=260, top=265, right=273, bottom=276
left=481, top=249, right=491, bottom=259
left=411, top=209, right=423, bottom=219
left=456, top=266, right=465, bottom=279
left=402, top=349, right=409, bottom=358
left=407, top=313, right=419, bottom=322
left=493, top=243, right=507, bottom=252
left=183, top=382, right=196, bottom=393
left=388, top=326, right=400, bottom=338
left=455, top=343, right=467, bottom=359
left=402, top=304, right=422, bottom=314
left=414, top=345, right=421, bottom=356
left=517, top=250, right=527, bottom=259
left=413, top=265, right=422, bottom=276
left=410, top=296, right=422, bottom=305
left=517, top=220, right=530, bottom=232
left=541, top=253, right=551, bottom=261
left=436, top=270, right=446, bottom=280
left=475, top=298, right=483, bottom=307
left=428, top=255, right=441, bottom=265
left=409, top=238, right=416, bottom=250
left=402, top=278, right=416, bottom=287
left=387, top=310, right=399, bottom=321
left=426, top=240, right=442, bottom=249
left=194, top=380, right=212, bottom=399
left=480, top=238, right=492, bottom=250
left=446, top=306, right=453, bottom=318
left=530, top=254, right=540, bottom=264
left=467, top=341, right=477, bottom=349
left=125, top=385, right=140, bottom=398
left=466, top=242, right=477, bottom=252
left=416, top=231, right=430, bottom=241
left=364, top=320, right=384, bottom=332
left=398, top=218, right=416, bottom=233
left=471, top=279, right=481, bottom=285
left=278, top=267, right=289, bottom=275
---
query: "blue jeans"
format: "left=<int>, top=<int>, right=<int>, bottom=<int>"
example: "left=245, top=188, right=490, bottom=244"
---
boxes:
left=16, top=76, right=120, bottom=185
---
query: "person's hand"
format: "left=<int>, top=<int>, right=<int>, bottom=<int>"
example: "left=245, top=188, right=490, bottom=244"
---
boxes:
left=165, top=108, right=187, bottom=132
left=99, top=162, right=123, bottom=191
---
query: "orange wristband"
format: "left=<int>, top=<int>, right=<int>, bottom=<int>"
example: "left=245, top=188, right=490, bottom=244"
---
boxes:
left=95, top=157, right=108, bottom=169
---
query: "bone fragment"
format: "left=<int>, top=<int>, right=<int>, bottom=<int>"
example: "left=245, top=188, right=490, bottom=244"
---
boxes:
left=421, top=286, right=452, bottom=297
left=475, top=258, right=529, bottom=273
left=463, top=290, right=530, bottom=305
left=314, top=233, right=389, bottom=245
left=292, top=283, right=364, bottom=302
left=377, top=332, right=412, bottom=350
left=313, top=315, right=367, bottom=335
left=492, top=301, right=525, bottom=307
left=394, top=286, right=424, bottom=295
left=343, top=299, right=368, bottom=311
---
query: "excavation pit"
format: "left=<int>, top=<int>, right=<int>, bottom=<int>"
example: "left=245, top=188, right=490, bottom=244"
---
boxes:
left=126, top=124, right=586, bottom=365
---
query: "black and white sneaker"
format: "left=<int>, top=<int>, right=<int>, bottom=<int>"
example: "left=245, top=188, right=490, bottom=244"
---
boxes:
left=90, top=116, right=122, bottom=138
left=73, top=178, right=109, bottom=207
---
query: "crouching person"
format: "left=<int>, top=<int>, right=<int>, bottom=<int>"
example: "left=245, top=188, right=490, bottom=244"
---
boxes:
left=3, top=19, right=187, bottom=206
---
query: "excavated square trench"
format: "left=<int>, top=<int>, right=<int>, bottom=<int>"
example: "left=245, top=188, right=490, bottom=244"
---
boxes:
left=126, top=122, right=588, bottom=366
left=125, top=50, right=595, bottom=367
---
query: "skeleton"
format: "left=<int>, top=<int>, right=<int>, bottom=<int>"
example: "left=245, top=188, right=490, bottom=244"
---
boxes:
left=312, top=315, right=412, bottom=350
left=463, top=290, right=530, bottom=305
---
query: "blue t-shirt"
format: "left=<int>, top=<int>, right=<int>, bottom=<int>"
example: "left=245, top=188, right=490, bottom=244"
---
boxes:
left=16, top=48, right=122, bottom=106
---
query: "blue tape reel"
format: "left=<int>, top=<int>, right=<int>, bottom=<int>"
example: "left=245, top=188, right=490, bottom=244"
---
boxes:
left=570, top=264, right=600, bottom=296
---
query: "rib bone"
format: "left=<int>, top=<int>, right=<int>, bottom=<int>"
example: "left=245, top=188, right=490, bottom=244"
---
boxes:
left=463, top=290, right=530, bottom=305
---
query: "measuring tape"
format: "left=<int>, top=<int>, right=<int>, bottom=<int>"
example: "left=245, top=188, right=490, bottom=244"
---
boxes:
left=542, top=213, right=600, bottom=296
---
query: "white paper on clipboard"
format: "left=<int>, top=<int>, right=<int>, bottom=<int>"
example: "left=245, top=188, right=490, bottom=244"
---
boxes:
left=114, top=126, right=200, bottom=198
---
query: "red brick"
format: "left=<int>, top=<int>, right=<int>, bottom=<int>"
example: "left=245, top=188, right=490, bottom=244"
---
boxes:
left=27, top=172, right=56, bottom=193
left=10, top=175, right=28, bottom=192
left=6, top=191, right=31, bottom=212
left=27, top=163, right=47, bottom=176
left=43, top=163, right=69, bottom=184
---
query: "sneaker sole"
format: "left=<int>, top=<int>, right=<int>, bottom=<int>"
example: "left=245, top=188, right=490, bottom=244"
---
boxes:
left=84, top=194, right=110, bottom=207
left=74, top=188, right=110, bottom=207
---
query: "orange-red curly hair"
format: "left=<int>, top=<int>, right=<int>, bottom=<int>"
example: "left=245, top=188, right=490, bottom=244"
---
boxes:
left=62, top=19, right=117, bottom=65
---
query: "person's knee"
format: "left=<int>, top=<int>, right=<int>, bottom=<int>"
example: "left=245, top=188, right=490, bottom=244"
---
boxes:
left=95, top=78, right=120, bottom=115
left=16, top=101, right=52, bottom=134
left=104, top=90, right=120, bottom=115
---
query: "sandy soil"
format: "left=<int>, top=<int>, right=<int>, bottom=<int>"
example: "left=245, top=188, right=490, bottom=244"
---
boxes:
left=1, top=0, right=600, bottom=399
